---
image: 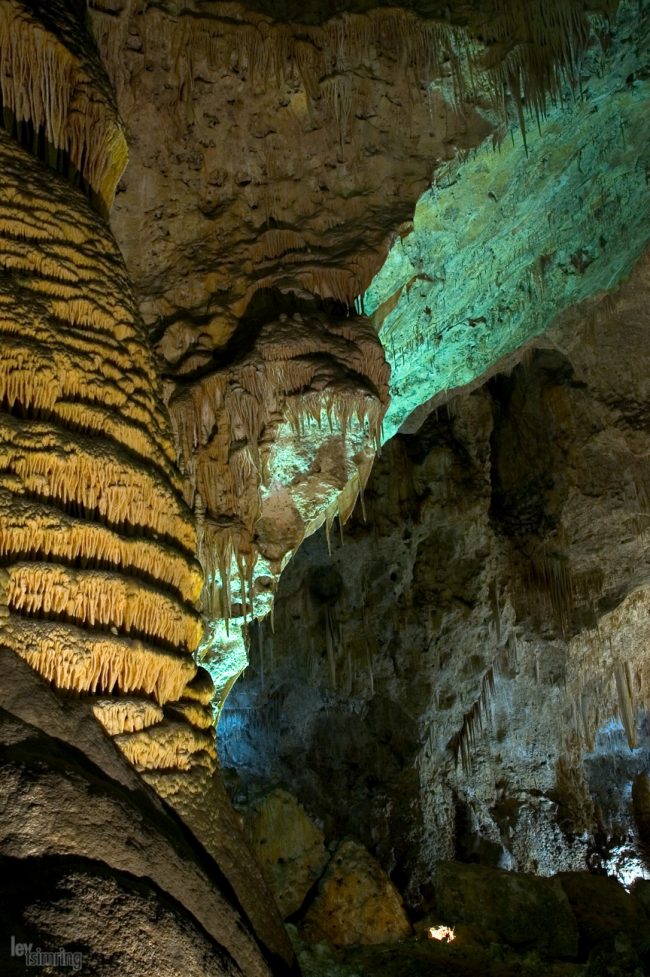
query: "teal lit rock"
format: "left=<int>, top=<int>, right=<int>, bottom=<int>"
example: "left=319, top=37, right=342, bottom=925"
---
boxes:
left=366, top=0, right=650, bottom=439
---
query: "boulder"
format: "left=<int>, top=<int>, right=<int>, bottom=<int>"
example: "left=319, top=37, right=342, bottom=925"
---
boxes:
left=243, top=789, right=329, bottom=918
left=558, top=872, right=647, bottom=959
left=434, top=862, right=578, bottom=958
left=632, top=878, right=650, bottom=919
left=301, top=839, right=411, bottom=946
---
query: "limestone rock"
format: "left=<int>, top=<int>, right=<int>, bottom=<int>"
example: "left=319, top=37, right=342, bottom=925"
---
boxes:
left=221, top=257, right=650, bottom=904
left=434, top=862, right=579, bottom=959
left=301, top=839, right=411, bottom=946
left=243, top=789, right=329, bottom=919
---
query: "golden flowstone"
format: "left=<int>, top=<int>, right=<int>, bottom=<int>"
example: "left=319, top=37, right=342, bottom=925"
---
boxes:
left=0, top=123, right=212, bottom=779
left=0, top=0, right=128, bottom=215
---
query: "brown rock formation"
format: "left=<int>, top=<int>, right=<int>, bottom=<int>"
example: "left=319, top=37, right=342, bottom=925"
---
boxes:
left=433, top=862, right=579, bottom=958
left=90, top=1, right=492, bottom=334
left=0, top=652, right=289, bottom=977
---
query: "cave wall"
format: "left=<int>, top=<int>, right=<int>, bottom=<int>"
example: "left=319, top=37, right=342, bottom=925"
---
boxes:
left=79, top=0, right=650, bottom=718
left=220, top=250, right=650, bottom=910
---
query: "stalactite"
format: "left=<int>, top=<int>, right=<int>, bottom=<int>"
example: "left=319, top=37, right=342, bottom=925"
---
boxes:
left=0, top=491, right=202, bottom=604
left=2, top=418, right=195, bottom=551
left=522, top=545, right=574, bottom=633
left=325, top=606, right=337, bottom=691
left=449, top=667, right=496, bottom=774
left=614, top=659, right=637, bottom=749
left=168, top=305, right=390, bottom=644
left=0, top=1, right=128, bottom=212
left=578, top=692, right=596, bottom=751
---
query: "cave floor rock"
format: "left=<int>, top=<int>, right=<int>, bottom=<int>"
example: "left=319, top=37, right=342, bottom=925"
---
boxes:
left=290, top=933, right=640, bottom=977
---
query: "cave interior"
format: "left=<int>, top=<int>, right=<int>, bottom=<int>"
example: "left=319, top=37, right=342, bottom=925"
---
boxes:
left=0, top=0, right=650, bottom=975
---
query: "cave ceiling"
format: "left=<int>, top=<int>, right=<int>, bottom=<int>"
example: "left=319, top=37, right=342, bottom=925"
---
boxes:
left=80, top=0, right=650, bottom=695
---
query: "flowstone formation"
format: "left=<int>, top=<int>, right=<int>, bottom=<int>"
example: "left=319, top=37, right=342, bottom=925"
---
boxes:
left=0, top=3, right=293, bottom=973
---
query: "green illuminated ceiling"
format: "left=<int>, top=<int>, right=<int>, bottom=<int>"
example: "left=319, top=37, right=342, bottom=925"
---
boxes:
left=366, top=0, right=650, bottom=439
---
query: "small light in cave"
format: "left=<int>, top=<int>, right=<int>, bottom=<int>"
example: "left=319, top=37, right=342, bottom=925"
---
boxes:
left=428, top=925, right=455, bottom=943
